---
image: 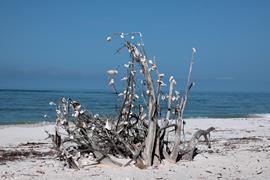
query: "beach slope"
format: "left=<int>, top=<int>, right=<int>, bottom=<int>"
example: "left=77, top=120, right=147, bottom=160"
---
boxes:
left=0, top=118, right=270, bottom=180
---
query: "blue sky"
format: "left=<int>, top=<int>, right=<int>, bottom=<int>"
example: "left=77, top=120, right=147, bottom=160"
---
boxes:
left=0, top=0, right=269, bottom=92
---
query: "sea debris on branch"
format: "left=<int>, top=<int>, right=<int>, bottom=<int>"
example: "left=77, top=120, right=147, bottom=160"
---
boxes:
left=47, top=32, right=215, bottom=169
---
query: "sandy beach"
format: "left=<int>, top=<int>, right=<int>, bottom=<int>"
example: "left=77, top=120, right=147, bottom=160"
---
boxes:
left=0, top=118, right=269, bottom=180
left=1, top=0, right=270, bottom=179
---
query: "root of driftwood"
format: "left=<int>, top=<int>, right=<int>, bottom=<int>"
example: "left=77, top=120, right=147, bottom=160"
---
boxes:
left=46, top=32, right=215, bottom=169
left=180, top=127, right=215, bottom=161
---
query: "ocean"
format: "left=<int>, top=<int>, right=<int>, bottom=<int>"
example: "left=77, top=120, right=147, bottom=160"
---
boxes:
left=0, top=89, right=270, bottom=125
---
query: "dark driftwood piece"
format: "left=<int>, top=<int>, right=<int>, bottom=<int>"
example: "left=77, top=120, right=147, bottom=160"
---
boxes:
left=47, top=32, right=215, bottom=169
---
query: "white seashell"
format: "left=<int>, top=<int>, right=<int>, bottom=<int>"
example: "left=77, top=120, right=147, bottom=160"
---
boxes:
left=122, top=108, right=127, bottom=114
left=76, top=105, right=81, bottom=110
left=158, top=73, right=165, bottom=78
left=120, top=32, right=124, bottom=39
left=74, top=111, right=79, bottom=117
left=49, top=101, right=56, bottom=106
left=72, top=102, right=81, bottom=111
left=80, top=110, right=85, bottom=114
left=105, top=119, right=111, bottom=130
left=161, top=82, right=166, bottom=86
left=61, top=97, right=67, bottom=103
left=161, top=95, right=166, bottom=100
left=134, top=94, right=139, bottom=99
left=107, top=69, right=118, bottom=76
left=106, top=36, right=112, bottom=42
left=60, top=119, right=66, bottom=125
left=121, top=76, right=128, bottom=81
left=56, top=110, right=61, bottom=115
left=157, top=80, right=166, bottom=86
left=70, top=135, right=74, bottom=140
left=91, top=126, right=95, bottom=130
left=118, top=92, right=124, bottom=96
left=108, top=78, right=114, bottom=85
left=140, top=57, right=146, bottom=63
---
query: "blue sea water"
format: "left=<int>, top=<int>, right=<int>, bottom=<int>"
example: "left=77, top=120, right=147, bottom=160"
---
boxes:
left=0, top=89, right=270, bottom=125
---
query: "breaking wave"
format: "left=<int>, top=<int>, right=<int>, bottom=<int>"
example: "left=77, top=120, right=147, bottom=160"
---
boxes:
left=248, top=113, right=270, bottom=118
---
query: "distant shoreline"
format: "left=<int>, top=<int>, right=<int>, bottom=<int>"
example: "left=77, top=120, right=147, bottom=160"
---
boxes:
left=0, top=116, right=269, bottom=127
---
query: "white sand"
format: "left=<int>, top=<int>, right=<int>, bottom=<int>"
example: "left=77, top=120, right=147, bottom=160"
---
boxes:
left=0, top=118, right=270, bottom=180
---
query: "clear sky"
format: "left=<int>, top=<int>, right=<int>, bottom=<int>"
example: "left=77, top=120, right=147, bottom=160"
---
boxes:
left=0, top=0, right=269, bottom=92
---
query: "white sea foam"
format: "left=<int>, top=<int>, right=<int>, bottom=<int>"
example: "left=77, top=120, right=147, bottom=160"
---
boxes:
left=248, top=113, right=270, bottom=118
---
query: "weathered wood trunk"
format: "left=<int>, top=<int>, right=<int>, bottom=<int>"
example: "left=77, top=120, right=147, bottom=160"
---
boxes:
left=139, top=56, right=158, bottom=166
left=170, top=50, right=196, bottom=162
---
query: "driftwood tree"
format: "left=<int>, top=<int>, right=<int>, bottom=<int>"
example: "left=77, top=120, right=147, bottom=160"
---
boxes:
left=48, top=32, right=214, bottom=169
